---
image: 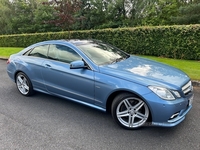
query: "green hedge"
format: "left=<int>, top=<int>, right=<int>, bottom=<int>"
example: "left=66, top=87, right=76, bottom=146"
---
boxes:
left=0, top=25, right=200, bottom=60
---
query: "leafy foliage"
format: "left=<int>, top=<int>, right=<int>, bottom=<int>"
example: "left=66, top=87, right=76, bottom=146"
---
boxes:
left=0, top=0, right=13, bottom=34
left=0, top=0, right=199, bottom=61
left=46, top=0, right=82, bottom=31
left=141, top=0, right=181, bottom=25
left=172, top=2, right=200, bottom=24
left=11, top=0, right=35, bottom=33
left=2, top=0, right=200, bottom=35
left=0, top=25, right=199, bottom=60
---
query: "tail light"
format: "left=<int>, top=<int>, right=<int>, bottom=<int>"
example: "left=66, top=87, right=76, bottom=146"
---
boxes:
left=7, top=58, right=10, bottom=64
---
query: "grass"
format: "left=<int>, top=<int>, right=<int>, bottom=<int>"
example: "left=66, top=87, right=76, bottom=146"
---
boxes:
left=0, top=47, right=199, bottom=80
left=0, top=47, right=24, bottom=58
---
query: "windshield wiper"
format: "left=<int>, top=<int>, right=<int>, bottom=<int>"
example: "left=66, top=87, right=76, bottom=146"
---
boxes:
left=111, top=57, right=125, bottom=64
left=116, top=57, right=125, bottom=62
left=126, top=54, right=130, bottom=58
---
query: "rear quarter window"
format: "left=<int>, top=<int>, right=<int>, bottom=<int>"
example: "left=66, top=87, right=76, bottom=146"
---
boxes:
left=29, top=45, right=49, bottom=58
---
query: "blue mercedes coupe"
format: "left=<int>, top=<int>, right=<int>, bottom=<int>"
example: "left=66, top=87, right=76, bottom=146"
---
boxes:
left=7, top=39, right=194, bottom=129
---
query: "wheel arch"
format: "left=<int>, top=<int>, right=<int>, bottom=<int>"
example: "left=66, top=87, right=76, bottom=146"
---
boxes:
left=14, top=70, right=29, bottom=82
left=106, top=90, right=152, bottom=122
left=14, top=66, right=32, bottom=83
left=15, top=71, right=35, bottom=96
left=14, top=70, right=22, bottom=82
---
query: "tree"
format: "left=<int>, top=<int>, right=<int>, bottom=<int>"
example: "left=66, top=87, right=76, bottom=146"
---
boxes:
left=140, top=0, right=181, bottom=26
left=2, top=0, right=200, bottom=35
left=73, top=0, right=113, bottom=30
left=6, top=0, right=58, bottom=34
left=0, top=0, right=13, bottom=34
left=33, top=2, right=59, bottom=32
left=10, top=0, right=34, bottom=33
left=172, top=2, right=200, bottom=24
left=74, top=0, right=138, bottom=29
left=46, top=0, right=82, bottom=31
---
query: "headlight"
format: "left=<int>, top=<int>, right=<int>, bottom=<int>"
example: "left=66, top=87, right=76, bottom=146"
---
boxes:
left=171, top=90, right=181, bottom=98
left=148, top=86, right=180, bottom=100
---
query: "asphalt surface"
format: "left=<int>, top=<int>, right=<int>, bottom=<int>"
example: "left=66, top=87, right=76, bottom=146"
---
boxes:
left=0, top=59, right=200, bottom=150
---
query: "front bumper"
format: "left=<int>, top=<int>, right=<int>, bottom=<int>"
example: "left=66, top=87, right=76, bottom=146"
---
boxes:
left=152, top=105, right=192, bottom=127
left=143, top=92, right=193, bottom=127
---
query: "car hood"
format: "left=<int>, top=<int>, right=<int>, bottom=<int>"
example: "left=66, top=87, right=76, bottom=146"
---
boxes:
left=99, top=56, right=190, bottom=89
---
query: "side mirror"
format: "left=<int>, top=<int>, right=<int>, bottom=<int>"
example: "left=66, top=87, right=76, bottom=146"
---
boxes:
left=70, top=60, right=86, bottom=69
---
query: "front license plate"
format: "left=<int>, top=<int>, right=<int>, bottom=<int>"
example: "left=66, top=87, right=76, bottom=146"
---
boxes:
left=189, top=95, right=194, bottom=106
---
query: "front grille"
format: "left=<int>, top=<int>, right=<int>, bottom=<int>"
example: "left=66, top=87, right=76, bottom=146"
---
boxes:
left=182, top=81, right=193, bottom=95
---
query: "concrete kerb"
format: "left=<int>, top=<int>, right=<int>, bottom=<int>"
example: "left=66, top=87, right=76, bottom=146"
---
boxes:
left=0, top=57, right=8, bottom=60
left=192, top=80, right=200, bottom=87
left=1, top=57, right=199, bottom=87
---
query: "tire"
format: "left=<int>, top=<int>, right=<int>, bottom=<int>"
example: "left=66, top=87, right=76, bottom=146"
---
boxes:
left=111, top=93, right=149, bottom=129
left=16, top=72, right=34, bottom=96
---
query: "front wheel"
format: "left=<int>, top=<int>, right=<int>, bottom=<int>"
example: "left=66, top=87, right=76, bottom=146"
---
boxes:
left=16, top=72, right=34, bottom=96
left=111, top=93, right=150, bottom=129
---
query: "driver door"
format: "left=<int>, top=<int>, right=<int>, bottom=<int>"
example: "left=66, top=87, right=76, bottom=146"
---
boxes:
left=42, top=44, right=95, bottom=104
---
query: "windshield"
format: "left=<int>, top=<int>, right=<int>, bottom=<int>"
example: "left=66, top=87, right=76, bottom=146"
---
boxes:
left=76, top=40, right=129, bottom=65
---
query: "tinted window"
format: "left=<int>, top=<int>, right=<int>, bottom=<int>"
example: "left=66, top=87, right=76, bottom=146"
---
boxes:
left=48, top=44, right=81, bottom=63
left=29, top=45, right=49, bottom=58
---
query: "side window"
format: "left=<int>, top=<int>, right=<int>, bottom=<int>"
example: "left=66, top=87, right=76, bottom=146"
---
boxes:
left=48, top=44, right=81, bottom=63
left=29, top=45, right=49, bottom=58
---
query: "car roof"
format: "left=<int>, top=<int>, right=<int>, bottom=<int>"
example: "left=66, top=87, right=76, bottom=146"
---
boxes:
left=63, top=39, right=102, bottom=46
left=23, top=39, right=101, bottom=51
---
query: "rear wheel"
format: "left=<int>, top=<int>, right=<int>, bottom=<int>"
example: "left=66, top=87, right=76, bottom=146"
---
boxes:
left=16, top=72, right=34, bottom=96
left=111, top=93, right=149, bottom=129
